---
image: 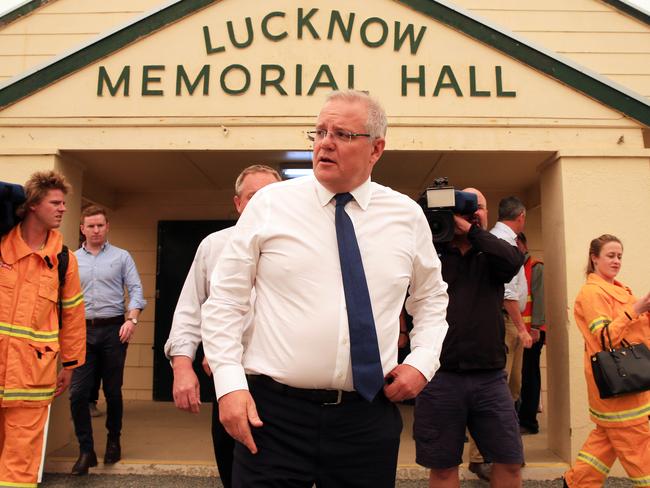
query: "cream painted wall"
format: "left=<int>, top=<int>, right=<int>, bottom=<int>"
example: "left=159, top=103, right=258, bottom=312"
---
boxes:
left=453, top=0, right=650, bottom=99
left=0, top=0, right=162, bottom=83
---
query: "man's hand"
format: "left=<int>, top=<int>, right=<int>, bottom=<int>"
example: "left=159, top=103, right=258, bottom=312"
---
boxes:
left=202, top=356, right=212, bottom=376
left=518, top=328, right=533, bottom=349
left=55, top=368, right=73, bottom=397
left=218, top=390, right=263, bottom=454
left=172, top=356, right=201, bottom=414
left=453, top=214, right=472, bottom=235
left=383, top=364, right=427, bottom=402
left=530, top=328, right=541, bottom=343
left=118, top=320, right=136, bottom=343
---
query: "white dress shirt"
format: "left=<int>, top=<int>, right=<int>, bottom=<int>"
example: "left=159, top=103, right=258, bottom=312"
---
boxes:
left=490, top=221, right=527, bottom=311
left=201, top=175, right=449, bottom=399
left=164, top=227, right=253, bottom=360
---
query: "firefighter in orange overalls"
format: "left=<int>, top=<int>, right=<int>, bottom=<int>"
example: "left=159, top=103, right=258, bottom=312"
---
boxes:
left=0, top=171, right=86, bottom=487
left=564, top=234, right=650, bottom=488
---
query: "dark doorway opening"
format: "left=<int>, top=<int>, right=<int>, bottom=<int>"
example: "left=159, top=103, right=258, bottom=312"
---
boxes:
left=153, top=219, right=235, bottom=401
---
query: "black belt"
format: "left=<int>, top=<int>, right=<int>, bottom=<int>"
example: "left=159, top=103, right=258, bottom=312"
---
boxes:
left=247, top=375, right=366, bottom=406
left=86, top=315, right=124, bottom=327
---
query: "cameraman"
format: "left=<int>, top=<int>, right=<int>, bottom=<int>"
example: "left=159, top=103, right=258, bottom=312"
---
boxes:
left=414, top=188, right=525, bottom=488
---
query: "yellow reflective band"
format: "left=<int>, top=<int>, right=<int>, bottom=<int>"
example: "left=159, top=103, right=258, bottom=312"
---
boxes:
left=0, top=387, right=55, bottom=401
left=577, top=451, right=610, bottom=476
left=631, top=475, right=650, bottom=487
left=523, top=317, right=532, bottom=323
left=61, top=292, right=84, bottom=309
left=0, top=322, right=58, bottom=342
left=589, top=316, right=611, bottom=333
left=0, top=481, right=38, bottom=487
left=590, top=402, right=650, bottom=423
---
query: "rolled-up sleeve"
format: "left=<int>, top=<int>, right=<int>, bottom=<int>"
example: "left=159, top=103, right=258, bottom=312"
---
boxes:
left=403, top=211, right=449, bottom=381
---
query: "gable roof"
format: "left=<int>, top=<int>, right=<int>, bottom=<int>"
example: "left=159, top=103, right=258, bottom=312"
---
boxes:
left=601, top=0, right=650, bottom=26
left=0, top=0, right=51, bottom=27
left=0, top=0, right=649, bottom=126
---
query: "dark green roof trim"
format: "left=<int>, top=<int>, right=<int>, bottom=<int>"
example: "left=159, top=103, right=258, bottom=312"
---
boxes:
left=0, top=0, right=216, bottom=108
left=397, top=0, right=650, bottom=126
left=0, top=0, right=52, bottom=28
left=0, top=0, right=649, bottom=127
left=602, top=0, right=650, bottom=26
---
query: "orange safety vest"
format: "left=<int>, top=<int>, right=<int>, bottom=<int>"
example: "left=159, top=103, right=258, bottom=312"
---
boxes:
left=0, top=225, right=86, bottom=408
left=523, top=255, right=544, bottom=332
left=574, top=273, right=650, bottom=428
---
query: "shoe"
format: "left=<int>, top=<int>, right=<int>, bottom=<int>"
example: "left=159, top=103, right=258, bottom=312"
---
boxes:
left=519, top=425, right=539, bottom=435
left=468, top=462, right=492, bottom=481
left=104, top=438, right=121, bottom=464
left=89, top=403, right=104, bottom=418
left=71, top=451, right=97, bottom=475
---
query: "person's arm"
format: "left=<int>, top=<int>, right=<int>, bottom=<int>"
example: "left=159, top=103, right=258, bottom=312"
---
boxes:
left=504, top=298, right=533, bottom=348
left=119, top=252, right=146, bottom=343
left=201, top=196, right=267, bottom=454
left=531, top=262, right=545, bottom=329
left=165, top=239, right=213, bottom=413
left=466, top=225, right=522, bottom=282
left=576, top=285, right=650, bottom=350
left=56, top=251, right=86, bottom=396
left=384, top=208, right=449, bottom=402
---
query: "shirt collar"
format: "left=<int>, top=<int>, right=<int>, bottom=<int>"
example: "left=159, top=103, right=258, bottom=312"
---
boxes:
left=586, top=273, right=632, bottom=303
left=82, top=240, right=110, bottom=254
left=493, top=221, right=517, bottom=240
left=314, top=177, right=372, bottom=210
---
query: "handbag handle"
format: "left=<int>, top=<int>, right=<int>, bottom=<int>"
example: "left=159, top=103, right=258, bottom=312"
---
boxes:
left=600, top=324, right=615, bottom=352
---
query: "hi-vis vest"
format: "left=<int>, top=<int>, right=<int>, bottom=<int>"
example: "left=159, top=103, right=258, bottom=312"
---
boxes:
left=0, top=225, right=86, bottom=408
left=523, top=256, right=544, bottom=332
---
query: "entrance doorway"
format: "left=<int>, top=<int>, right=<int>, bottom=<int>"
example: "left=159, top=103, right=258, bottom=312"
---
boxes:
left=152, top=219, right=235, bottom=401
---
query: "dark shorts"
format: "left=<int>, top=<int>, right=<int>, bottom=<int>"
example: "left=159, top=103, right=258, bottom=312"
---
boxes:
left=414, top=369, right=524, bottom=469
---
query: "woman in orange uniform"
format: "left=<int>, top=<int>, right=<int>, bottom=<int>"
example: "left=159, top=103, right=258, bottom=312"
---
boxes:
left=564, top=234, right=650, bottom=488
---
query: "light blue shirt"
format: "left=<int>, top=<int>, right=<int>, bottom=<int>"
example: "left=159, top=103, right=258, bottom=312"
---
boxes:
left=75, top=241, right=146, bottom=319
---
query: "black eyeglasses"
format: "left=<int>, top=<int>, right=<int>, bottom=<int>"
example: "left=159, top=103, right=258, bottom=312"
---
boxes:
left=306, top=129, right=372, bottom=144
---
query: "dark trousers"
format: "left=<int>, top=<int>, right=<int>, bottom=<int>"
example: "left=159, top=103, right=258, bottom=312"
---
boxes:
left=212, top=400, right=235, bottom=488
left=519, top=330, right=545, bottom=432
left=70, top=321, right=128, bottom=453
left=89, top=357, right=102, bottom=404
left=233, top=378, right=402, bottom=488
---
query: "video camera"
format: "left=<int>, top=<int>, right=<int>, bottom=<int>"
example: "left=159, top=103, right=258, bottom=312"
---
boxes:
left=418, top=177, right=478, bottom=243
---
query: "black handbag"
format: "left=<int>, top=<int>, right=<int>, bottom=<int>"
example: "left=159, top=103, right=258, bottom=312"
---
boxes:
left=590, top=324, right=650, bottom=399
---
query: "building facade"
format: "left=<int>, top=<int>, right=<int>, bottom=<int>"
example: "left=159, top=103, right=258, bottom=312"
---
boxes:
left=1, top=0, right=649, bottom=468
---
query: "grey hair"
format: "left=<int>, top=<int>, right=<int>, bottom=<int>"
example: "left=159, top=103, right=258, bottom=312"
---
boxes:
left=234, top=164, right=281, bottom=196
left=498, top=196, right=526, bottom=222
left=325, top=90, right=387, bottom=139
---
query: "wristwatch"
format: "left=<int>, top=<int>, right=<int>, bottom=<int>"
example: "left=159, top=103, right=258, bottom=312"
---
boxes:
left=127, top=317, right=138, bottom=325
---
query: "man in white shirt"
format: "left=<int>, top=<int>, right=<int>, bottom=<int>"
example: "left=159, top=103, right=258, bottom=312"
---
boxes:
left=164, top=164, right=281, bottom=488
left=490, top=196, right=533, bottom=401
left=201, top=90, right=449, bottom=487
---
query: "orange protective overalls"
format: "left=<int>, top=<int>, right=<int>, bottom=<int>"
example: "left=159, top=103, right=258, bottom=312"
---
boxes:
left=0, top=225, right=86, bottom=487
left=564, top=273, right=650, bottom=488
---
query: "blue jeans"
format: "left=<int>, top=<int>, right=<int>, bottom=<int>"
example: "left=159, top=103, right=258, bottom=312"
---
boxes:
left=70, top=320, right=128, bottom=453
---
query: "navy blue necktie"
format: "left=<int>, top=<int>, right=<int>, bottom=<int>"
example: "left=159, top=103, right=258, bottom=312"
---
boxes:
left=334, top=193, right=384, bottom=402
